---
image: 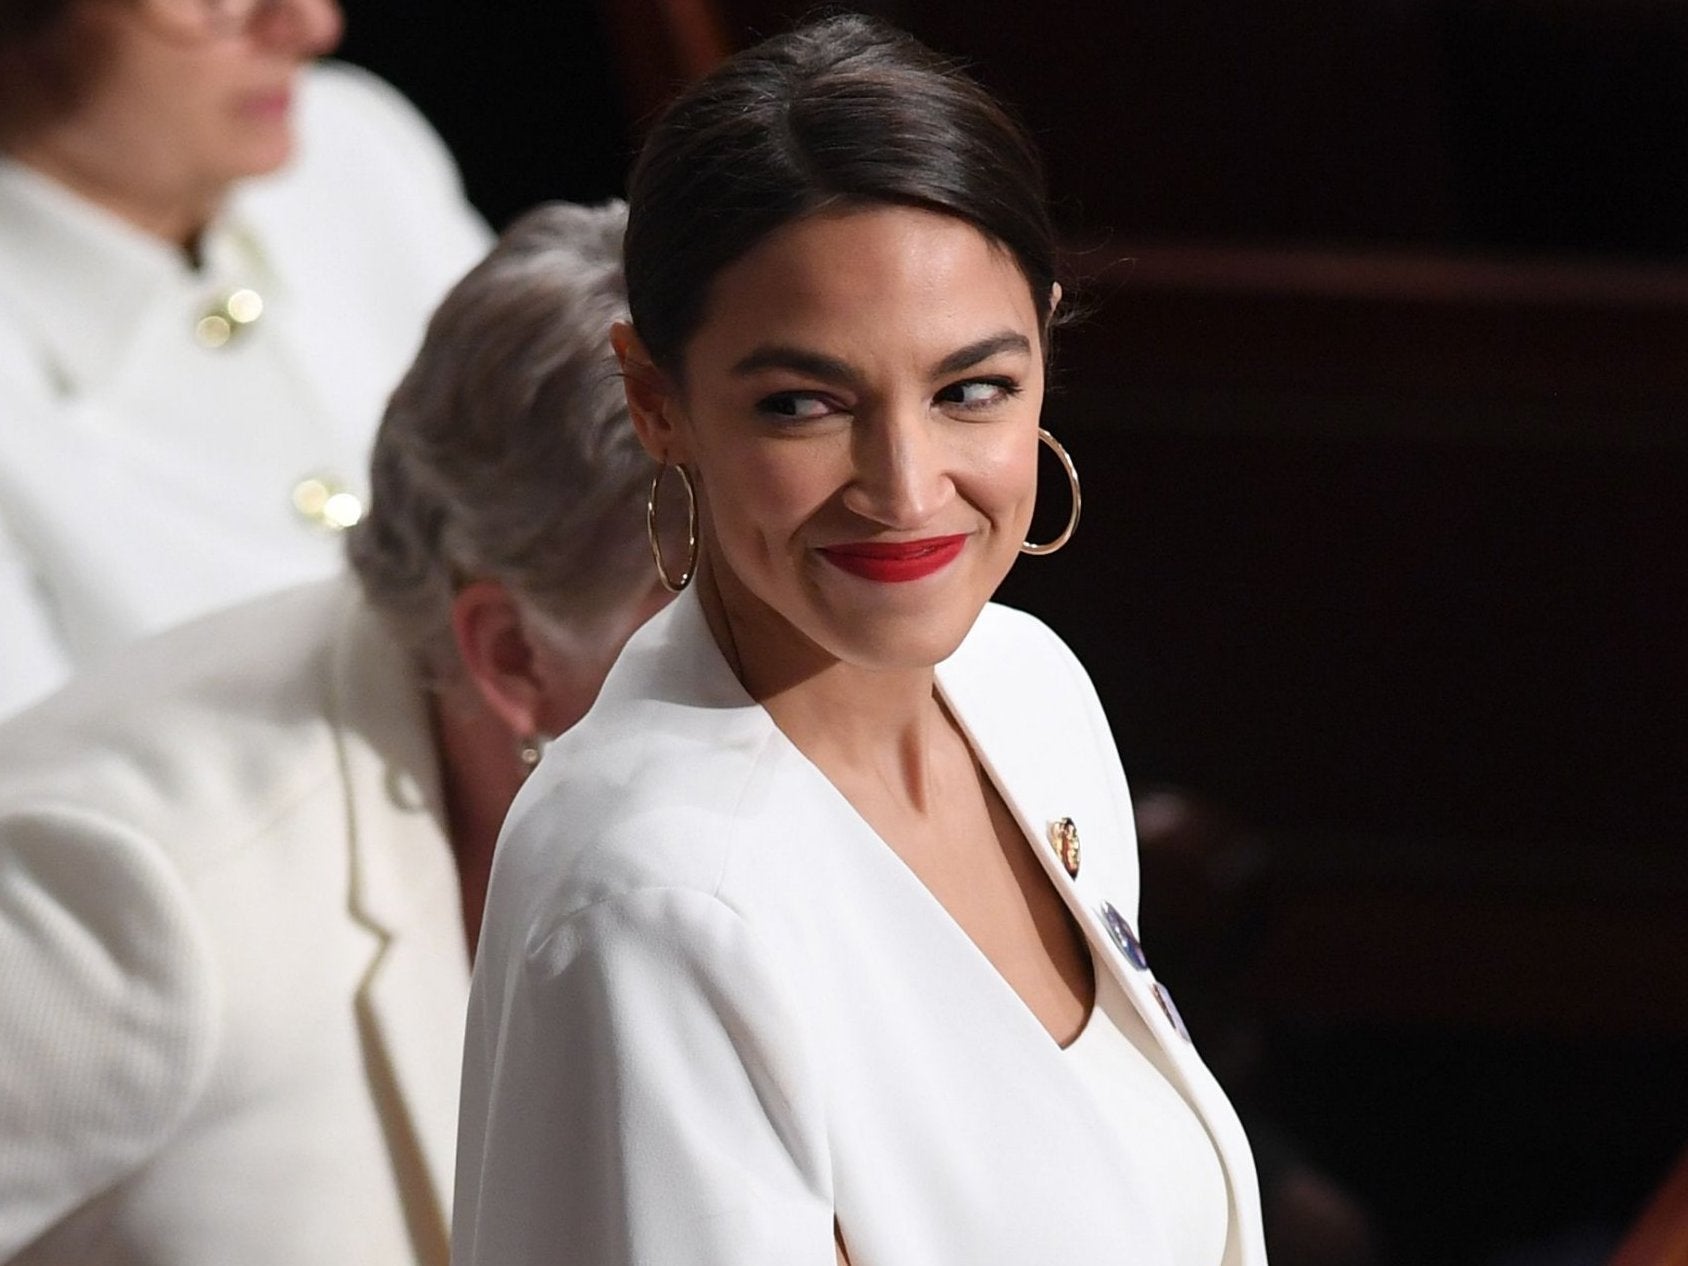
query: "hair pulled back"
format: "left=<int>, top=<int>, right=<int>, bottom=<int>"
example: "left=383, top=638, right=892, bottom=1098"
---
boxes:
left=623, top=12, right=1059, bottom=374
left=348, top=201, right=653, bottom=679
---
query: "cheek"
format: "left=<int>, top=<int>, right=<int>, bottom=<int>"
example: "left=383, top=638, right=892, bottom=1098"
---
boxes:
left=961, top=427, right=1041, bottom=524
left=694, top=438, right=839, bottom=558
left=155, top=50, right=253, bottom=138
left=91, top=53, right=223, bottom=163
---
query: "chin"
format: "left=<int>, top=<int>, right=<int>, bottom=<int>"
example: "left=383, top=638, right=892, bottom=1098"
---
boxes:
left=820, top=605, right=982, bottom=674
left=798, top=560, right=1006, bottom=671
left=230, top=123, right=297, bottom=179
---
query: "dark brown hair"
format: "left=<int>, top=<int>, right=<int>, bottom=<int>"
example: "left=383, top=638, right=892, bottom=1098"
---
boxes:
left=0, top=0, right=108, bottom=144
left=0, top=0, right=70, bottom=46
left=622, top=12, right=1060, bottom=375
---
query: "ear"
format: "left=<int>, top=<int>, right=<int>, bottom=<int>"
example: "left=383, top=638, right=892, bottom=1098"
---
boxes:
left=611, top=321, right=688, bottom=464
left=1049, top=281, right=1063, bottom=318
left=448, top=580, right=551, bottom=740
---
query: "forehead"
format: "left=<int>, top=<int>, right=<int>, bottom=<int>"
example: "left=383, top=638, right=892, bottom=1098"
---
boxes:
left=685, top=204, right=1041, bottom=371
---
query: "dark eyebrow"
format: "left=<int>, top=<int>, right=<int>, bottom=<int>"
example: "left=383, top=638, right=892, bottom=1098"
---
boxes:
left=730, top=331, right=1034, bottom=386
left=932, top=332, right=1032, bottom=377
left=730, top=345, right=861, bottom=386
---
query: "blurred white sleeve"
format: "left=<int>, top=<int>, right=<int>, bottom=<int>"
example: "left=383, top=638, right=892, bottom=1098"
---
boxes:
left=0, top=807, right=220, bottom=1257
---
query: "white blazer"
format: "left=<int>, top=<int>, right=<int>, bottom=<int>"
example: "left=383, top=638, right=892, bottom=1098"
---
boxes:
left=0, top=63, right=490, bottom=718
left=455, top=588, right=1267, bottom=1266
left=0, top=579, right=469, bottom=1265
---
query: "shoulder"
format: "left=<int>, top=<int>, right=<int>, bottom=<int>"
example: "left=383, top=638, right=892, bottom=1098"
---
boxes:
left=234, top=62, right=489, bottom=312
left=481, top=594, right=816, bottom=948
left=283, top=61, right=480, bottom=227
left=293, top=61, right=455, bottom=165
left=0, top=579, right=355, bottom=871
left=488, top=700, right=793, bottom=940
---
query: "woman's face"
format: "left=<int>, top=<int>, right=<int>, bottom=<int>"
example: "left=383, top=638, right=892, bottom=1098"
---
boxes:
left=30, top=0, right=342, bottom=216
left=631, top=204, right=1049, bottom=678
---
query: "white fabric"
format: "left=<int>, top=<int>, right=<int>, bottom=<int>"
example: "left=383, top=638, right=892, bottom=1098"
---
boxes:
left=455, top=587, right=1267, bottom=1266
left=0, top=62, right=490, bottom=719
left=0, top=577, right=471, bottom=1265
left=1064, top=957, right=1231, bottom=1266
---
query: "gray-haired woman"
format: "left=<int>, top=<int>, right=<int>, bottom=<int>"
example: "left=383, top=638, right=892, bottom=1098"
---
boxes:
left=0, top=200, right=664, bottom=1266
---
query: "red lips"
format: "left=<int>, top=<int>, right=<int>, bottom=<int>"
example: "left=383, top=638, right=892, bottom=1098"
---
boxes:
left=818, top=534, right=967, bottom=583
left=241, top=87, right=293, bottom=121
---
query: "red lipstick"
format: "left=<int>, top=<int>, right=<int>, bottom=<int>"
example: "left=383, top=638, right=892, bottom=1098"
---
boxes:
left=241, top=85, right=293, bottom=122
left=818, top=535, right=967, bottom=583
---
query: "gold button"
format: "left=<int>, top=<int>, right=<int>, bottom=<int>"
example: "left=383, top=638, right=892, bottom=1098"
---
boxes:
left=291, top=475, right=364, bottom=531
left=194, top=287, right=263, bottom=348
left=194, top=313, right=233, bottom=348
left=225, top=288, right=263, bottom=324
left=1047, top=817, right=1081, bottom=878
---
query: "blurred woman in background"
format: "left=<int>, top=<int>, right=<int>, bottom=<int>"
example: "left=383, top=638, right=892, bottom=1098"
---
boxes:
left=0, top=0, right=489, bottom=717
left=0, top=201, right=660, bottom=1265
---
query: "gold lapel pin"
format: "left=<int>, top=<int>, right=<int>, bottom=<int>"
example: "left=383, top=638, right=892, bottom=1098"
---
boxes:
left=1047, top=817, right=1081, bottom=878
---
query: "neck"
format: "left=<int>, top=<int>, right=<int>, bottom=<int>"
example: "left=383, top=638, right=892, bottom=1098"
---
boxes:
left=8, top=136, right=219, bottom=251
left=430, top=688, right=526, bottom=956
left=697, top=562, right=953, bottom=814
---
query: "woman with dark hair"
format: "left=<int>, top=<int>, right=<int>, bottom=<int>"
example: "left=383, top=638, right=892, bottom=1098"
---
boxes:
left=0, top=0, right=487, bottom=718
left=455, top=15, right=1266, bottom=1266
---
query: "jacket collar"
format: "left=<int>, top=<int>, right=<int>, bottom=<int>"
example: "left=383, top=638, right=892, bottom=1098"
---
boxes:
left=326, top=587, right=467, bottom=1262
left=624, top=587, right=1264, bottom=1264
left=935, top=607, right=1266, bottom=1266
left=0, top=157, right=277, bottom=396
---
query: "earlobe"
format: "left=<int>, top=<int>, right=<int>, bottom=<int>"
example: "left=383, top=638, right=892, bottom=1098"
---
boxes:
left=611, top=320, right=684, bottom=463
left=449, top=581, right=546, bottom=740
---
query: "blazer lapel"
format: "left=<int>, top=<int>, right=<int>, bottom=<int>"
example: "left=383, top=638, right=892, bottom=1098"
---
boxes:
left=329, top=591, right=470, bottom=1263
left=937, top=611, right=1267, bottom=1266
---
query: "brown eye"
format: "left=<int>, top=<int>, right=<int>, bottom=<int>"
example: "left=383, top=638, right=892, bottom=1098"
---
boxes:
left=755, top=391, right=839, bottom=423
left=935, top=377, right=1020, bottom=411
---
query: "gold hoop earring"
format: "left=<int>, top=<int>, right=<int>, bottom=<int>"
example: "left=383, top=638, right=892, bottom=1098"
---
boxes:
left=647, top=463, right=698, bottom=592
left=1021, top=428, right=1081, bottom=556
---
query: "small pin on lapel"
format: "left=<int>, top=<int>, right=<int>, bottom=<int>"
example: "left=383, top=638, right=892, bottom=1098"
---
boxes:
left=1153, top=981, right=1192, bottom=1042
left=1047, top=817, right=1081, bottom=878
left=1099, top=900, right=1150, bottom=971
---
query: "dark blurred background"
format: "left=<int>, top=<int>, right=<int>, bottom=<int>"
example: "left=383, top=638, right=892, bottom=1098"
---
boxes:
left=339, top=3, right=1688, bottom=1263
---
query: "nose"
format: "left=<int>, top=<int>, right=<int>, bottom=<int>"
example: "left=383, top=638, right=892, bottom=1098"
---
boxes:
left=841, top=405, right=951, bottom=530
left=254, top=0, right=344, bottom=58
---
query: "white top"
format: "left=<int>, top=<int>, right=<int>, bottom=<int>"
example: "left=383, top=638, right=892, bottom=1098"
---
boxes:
left=454, top=587, right=1266, bottom=1266
left=1065, top=957, right=1231, bottom=1266
left=0, top=61, right=490, bottom=718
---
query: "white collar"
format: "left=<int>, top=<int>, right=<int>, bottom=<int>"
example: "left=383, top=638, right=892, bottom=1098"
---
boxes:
left=0, top=156, right=277, bottom=394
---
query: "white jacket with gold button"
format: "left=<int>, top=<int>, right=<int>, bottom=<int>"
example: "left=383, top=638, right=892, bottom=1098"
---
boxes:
left=0, top=63, right=489, bottom=718
left=455, top=589, right=1268, bottom=1266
